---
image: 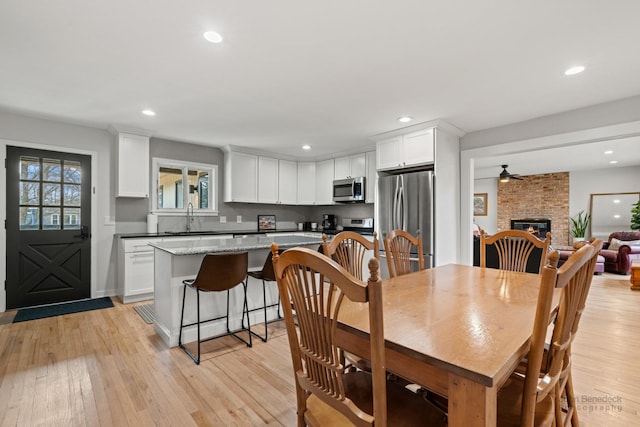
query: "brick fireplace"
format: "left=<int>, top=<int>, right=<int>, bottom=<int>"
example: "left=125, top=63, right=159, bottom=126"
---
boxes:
left=497, top=172, right=569, bottom=245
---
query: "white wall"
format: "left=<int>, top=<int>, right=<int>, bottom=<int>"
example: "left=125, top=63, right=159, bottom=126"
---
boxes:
left=570, top=165, right=640, bottom=240
left=0, top=111, right=116, bottom=311
left=473, top=178, right=497, bottom=234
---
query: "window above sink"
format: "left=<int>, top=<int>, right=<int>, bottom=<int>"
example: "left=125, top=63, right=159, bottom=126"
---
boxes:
left=151, top=157, right=218, bottom=215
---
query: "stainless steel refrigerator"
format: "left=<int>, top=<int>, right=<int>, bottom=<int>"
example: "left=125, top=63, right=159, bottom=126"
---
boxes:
left=376, top=170, right=434, bottom=271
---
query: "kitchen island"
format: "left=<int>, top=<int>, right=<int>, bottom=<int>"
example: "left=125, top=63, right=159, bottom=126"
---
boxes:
left=149, top=234, right=324, bottom=347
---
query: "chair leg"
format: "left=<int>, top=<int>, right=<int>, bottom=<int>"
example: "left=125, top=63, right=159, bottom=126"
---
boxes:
left=179, top=283, right=187, bottom=347
left=566, top=372, right=579, bottom=426
left=262, top=279, right=268, bottom=341
left=247, top=278, right=283, bottom=343
left=225, top=283, right=252, bottom=348
left=179, top=284, right=202, bottom=365
left=196, top=289, right=201, bottom=363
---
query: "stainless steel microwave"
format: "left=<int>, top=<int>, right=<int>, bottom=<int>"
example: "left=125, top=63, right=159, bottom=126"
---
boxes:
left=333, top=177, right=365, bottom=202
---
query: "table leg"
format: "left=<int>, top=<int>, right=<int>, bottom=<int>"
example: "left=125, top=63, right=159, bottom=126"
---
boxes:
left=448, top=373, right=497, bottom=427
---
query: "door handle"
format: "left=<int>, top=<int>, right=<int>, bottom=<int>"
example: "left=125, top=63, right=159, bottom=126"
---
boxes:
left=74, top=225, right=90, bottom=240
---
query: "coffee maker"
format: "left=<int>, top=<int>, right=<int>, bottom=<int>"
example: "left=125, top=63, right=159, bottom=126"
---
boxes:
left=322, top=214, right=337, bottom=231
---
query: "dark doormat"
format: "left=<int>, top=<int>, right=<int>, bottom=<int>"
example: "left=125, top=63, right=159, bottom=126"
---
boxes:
left=13, top=297, right=114, bottom=323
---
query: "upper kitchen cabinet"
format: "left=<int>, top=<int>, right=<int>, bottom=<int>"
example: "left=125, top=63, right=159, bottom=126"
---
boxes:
left=116, top=133, right=150, bottom=197
left=334, top=153, right=366, bottom=179
left=224, top=150, right=258, bottom=202
left=315, top=159, right=335, bottom=205
left=297, top=162, right=316, bottom=205
left=278, top=159, right=297, bottom=204
left=258, top=156, right=279, bottom=204
left=376, top=128, right=434, bottom=171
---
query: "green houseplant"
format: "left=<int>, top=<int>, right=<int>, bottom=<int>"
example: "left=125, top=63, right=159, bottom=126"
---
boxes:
left=570, top=210, right=591, bottom=241
left=632, top=200, right=640, bottom=230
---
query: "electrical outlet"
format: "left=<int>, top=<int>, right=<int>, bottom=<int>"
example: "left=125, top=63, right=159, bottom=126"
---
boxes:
left=236, top=215, right=242, bottom=223
left=220, top=216, right=226, bottom=223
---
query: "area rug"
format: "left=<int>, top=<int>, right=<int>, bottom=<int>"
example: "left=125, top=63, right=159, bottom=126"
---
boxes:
left=12, top=297, right=114, bottom=323
left=133, top=303, right=155, bottom=324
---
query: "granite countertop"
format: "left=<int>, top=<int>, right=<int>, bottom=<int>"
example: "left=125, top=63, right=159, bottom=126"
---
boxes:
left=149, top=234, right=325, bottom=256
left=117, top=229, right=301, bottom=239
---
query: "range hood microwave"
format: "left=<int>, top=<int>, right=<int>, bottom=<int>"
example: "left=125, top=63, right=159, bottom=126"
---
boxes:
left=333, top=177, right=365, bottom=203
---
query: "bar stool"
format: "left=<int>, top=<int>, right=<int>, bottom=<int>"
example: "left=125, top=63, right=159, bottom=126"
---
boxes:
left=245, top=250, right=283, bottom=342
left=179, top=252, right=252, bottom=364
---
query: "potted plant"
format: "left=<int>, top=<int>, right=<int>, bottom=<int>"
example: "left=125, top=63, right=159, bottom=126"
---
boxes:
left=632, top=200, right=640, bottom=230
left=570, top=210, right=590, bottom=243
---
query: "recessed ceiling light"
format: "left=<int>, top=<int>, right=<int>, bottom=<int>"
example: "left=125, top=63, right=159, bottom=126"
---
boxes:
left=204, top=31, right=223, bottom=43
left=564, top=65, right=585, bottom=76
left=614, top=214, right=621, bottom=219
left=141, top=109, right=156, bottom=116
left=604, top=150, right=614, bottom=155
left=398, top=116, right=413, bottom=123
left=302, top=145, right=311, bottom=150
left=613, top=199, right=621, bottom=204
left=609, top=160, right=618, bottom=164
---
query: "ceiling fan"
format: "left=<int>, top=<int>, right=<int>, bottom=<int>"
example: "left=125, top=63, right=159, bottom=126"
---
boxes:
left=499, top=164, right=523, bottom=182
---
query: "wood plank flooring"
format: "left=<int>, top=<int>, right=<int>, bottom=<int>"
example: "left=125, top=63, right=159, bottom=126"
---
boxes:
left=0, top=272, right=638, bottom=426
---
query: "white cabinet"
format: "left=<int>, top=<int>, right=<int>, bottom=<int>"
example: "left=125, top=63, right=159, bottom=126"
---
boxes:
left=315, top=159, right=335, bottom=205
left=365, top=151, right=376, bottom=204
left=118, top=238, right=161, bottom=303
left=297, top=162, right=316, bottom=205
left=258, top=156, right=279, bottom=204
left=116, top=133, right=150, bottom=197
left=334, top=153, right=366, bottom=179
left=224, top=151, right=258, bottom=202
left=376, top=128, right=434, bottom=171
left=403, top=128, right=434, bottom=167
left=376, top=136, right=403, bottom=171
left=278, top=160, right=297, bottom=204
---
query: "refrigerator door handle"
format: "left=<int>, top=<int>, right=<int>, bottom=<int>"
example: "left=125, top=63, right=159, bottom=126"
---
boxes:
left=400, top=175, right=408, bottom=230
left=393, top=176, right=401, bottom=229
left=400, top=175, right=409, bottom=231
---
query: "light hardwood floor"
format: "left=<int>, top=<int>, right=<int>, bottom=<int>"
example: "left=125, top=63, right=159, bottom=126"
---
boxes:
left=0, top=273, right=638, bottom=426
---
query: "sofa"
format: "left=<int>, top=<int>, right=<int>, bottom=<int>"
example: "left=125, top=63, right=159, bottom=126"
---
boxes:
left=557, top=240, right=605, bottom=274
left=599, top=231, right=640, bottom=275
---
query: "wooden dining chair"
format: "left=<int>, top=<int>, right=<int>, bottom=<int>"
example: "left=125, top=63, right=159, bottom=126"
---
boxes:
left=322, top=231, right=379, bottom=280
left=480, top=229, right=551, bottom=273
left=497, top=244, right=597, bottom=426
left=271, top=243, right=446, bottom=427
left=383, top=229, right=424, bottom=278
left=554, top=238, right=603, bottom=426
left=322, top=231, right=380, bottom=372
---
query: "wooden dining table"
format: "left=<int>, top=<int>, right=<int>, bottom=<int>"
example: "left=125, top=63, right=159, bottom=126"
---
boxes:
left=336, top=263, right=558, bottom=427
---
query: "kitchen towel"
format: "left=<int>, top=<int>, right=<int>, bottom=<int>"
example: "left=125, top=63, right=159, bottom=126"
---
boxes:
left=147, top=213, right=158, bottom=233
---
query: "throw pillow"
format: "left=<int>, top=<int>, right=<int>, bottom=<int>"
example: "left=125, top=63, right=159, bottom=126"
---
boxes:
left=609, top=238, right=640, bottom=251
left=608, top=238, right=623, bottom=251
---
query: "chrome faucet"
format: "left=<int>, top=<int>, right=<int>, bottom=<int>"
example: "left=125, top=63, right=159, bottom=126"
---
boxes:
left=186, top=202, right=194, bottom=232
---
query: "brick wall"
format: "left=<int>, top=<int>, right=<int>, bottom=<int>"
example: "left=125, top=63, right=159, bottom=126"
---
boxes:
left=497, top=172, right=569, bottom=245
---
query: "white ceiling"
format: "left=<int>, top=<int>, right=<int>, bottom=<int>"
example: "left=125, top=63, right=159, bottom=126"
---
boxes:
left=474, top=136, right=640, bottom=179
left=2, top=1, right=640, bottom=162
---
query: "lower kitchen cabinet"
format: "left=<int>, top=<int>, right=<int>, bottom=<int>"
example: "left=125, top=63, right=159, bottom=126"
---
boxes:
left=118, top=234, right=234, bottom=304
left=118, top=238, right=161, bottom=303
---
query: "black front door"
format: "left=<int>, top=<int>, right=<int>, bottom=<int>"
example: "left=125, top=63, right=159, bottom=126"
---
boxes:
left=6, top=146, right=92, bottom=309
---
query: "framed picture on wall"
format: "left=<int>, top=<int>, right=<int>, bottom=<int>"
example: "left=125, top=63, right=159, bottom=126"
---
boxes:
left=474, top=193, right=488, bottom=216
left=258, top=214, right=276, bottom=231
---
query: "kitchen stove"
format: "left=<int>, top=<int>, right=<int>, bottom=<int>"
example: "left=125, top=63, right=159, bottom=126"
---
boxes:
left=342, top=218, right=374, bottom=235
